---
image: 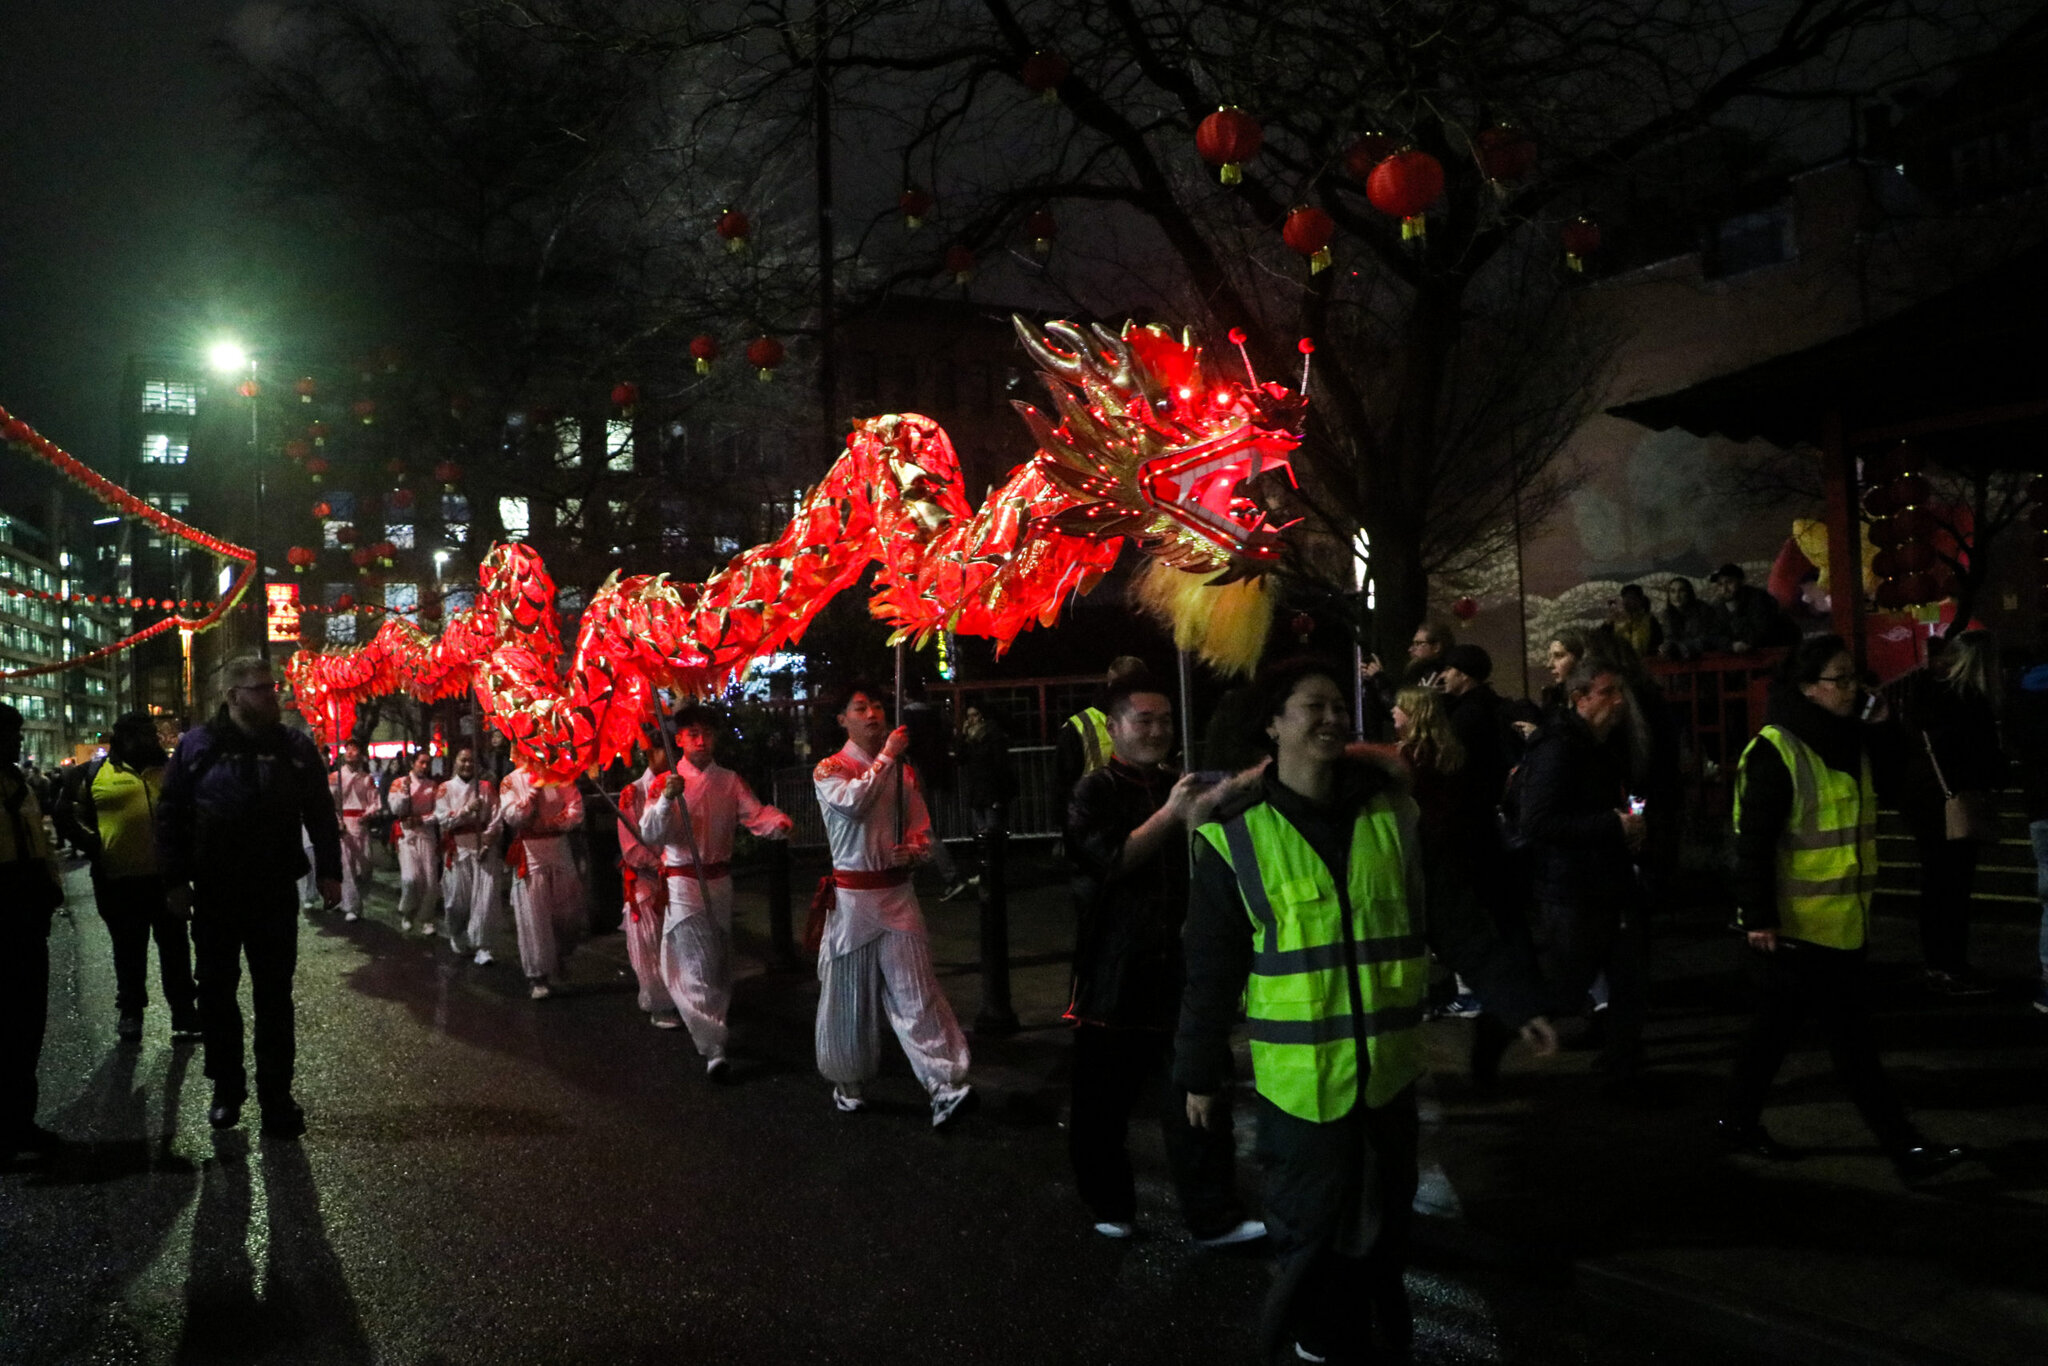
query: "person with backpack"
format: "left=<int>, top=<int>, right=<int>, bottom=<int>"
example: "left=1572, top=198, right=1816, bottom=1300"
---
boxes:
left=156, top=658, right=341, bottom=1138
left=53, top=712, right=200, bottom=1043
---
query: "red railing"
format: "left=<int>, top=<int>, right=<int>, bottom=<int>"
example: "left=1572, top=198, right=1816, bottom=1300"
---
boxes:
left=1645, top=650, right=1787, bottom=814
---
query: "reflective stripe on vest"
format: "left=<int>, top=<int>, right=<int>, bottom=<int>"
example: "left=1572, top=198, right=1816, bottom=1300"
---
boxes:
left=1197, top=796, right=1428, bottom=1121
left=1068, top=708, right=1113, bottom=775
left=1736, top=725, right=1876, bottom=950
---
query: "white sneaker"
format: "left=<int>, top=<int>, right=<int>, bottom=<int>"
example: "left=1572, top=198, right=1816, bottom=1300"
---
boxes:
left=528, top=979, right=552, bottom=1001
left=400, top=918, right=412, bottom=933
left=1294, top=1344, right=1328, bottom=1363
left=344, top=910, right=360, bottom=923
left=473, top=948, right=493, bottom=967
left=931, top=1085, right=978, bottom=1129
left=650, top=1013, right=682, bottom=1030
left=1092, top=1221, right=1136, bottom=1239
left=832, top=1086, right=866, bottom=1113
left=1194, top=1218, right=1268, bottom=1248
left=419, top=921, right=435, bottom=938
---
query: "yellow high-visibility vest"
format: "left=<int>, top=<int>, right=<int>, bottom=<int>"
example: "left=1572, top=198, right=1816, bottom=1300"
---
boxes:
left=1736, top=724, right=1876, bottom=950
left=1067, top=708, right=1113, bottom=774
left=1196, top=796, right=1428, bottom=1120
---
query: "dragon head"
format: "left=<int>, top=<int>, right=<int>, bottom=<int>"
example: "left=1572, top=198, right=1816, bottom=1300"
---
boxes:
left=1012, top=317, right=1304, bottom=577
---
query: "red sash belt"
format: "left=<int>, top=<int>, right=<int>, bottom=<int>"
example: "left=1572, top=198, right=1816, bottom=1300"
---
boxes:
left=831, top=867, right=911, bottom=890
left=664, top=862, right=731, bottom=881
left=620, top=862, right=644, bottom=920
left=342, top=808, right=368, bottom=819
left=507, top=835, right=529, bottom=880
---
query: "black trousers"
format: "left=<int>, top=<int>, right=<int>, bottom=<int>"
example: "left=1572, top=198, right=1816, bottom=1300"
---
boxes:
left=1067, top=1024, right=1240, bottom=1235
left=1, top=908, right=53, bottom=1142
left=95, top=873, right=197, bottom=1022
left=1533, top=897, right=1647, bottom=1072
left=1255, top=1086, right=1419, bottom=1360
left=1913, top=834, right=1979, bottom=973
left=1726, top=941, right=1913, bottom=1151
left=191, top=880, right=300, bottom=1106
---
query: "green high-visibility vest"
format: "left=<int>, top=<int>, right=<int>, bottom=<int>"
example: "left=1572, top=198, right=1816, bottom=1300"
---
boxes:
left=1067, top=708, right=1113, bottom=774
left=1735, top=724, right=1876, bottom=950
left=1196, top=796, right=1428, bottom=1121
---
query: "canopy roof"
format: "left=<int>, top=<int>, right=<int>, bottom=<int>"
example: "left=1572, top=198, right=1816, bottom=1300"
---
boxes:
left=1608, top=241, right=2048, bottom=462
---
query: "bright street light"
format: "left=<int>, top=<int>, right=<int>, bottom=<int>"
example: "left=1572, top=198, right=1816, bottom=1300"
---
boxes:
left=208, top=340, right=249, bottom=373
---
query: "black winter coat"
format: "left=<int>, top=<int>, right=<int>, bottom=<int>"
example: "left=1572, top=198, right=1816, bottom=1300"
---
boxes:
left=1063, top=757, right=1189, bottom=1030
left=1516, top=712, right=1638, bottom=909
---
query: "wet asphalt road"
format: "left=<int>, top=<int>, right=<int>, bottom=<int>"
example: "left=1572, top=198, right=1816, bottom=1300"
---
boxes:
left=4, top=861, right=1742, bottom=1366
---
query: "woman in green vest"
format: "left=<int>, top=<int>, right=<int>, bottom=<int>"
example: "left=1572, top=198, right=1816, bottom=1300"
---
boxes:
left=1725, top=634, right=1966, bottom=1181
left=1176, top=657, right=1557, bottom=1364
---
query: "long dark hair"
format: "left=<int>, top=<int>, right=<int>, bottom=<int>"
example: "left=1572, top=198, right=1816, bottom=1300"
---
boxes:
left=1780, top=633, right=1850, bottom=688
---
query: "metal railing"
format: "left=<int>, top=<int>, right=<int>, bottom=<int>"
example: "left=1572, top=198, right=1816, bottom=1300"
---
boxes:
left=773, top=744, right=1064, bottom=850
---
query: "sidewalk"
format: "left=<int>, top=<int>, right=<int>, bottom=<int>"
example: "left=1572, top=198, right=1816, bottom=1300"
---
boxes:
left=705, top=842, right=2048, bottom=1366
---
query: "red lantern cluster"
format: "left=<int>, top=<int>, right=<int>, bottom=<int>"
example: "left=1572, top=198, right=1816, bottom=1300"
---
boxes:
left=899, top=188, right=933, bottom=230
left=1020, top=50, right=1068, bottom=102
left=1282, top=206, right=1335, bottom=274
left=746, top=337, right=785, bottom=382
left=690, top=335, right=719, bottom=375
left=1562, top=217, right=1603, bottom=273
left=716, top=209, right=751, bottom=252
left=288, top=546, right=318, bottom=571
left=944, top=244, right=976, bottom=284
left=1366, top=149, right=1444, bottom=240
left=1196, top=107, right=1262, bottom=185
left=1865, top=445, right=1953, bottom=610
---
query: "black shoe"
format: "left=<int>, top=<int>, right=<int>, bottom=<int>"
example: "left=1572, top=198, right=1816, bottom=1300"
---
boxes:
left=1715, top=1119, right=1801, bottom=1160
left=260, top=1100, right=307, bottom=1140
left=1468, top=1014, right=1512, bottom=1089
left=1893, top=1143, right=1968, bottom=1181
left=208, top=1094, right=244, bottom=1130
left=1373, top=1277, right=1414, bottom=1351
left=116, top=1015, right=143, bottom=1042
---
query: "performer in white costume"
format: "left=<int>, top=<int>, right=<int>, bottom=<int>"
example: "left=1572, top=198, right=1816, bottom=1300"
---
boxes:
left=639, top=708, right=794, bottom=1078
left=616, top=742, right=680, bottom=1030
left=385, top=749, right=440, bottom=935
left=434, top=747, right=502, bottom=965
left=329, top=739, right=378, bottom=922
left=811, top=683, right=975, bottom=1126
left=498, top=767, right=586, bottom=999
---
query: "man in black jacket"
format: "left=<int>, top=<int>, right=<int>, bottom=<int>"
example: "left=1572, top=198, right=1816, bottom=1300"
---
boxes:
left=157, top=658, right=342, bottom=1138
left=1438, top=643, right=1517, bottom=807
left=1517, top=661, right=1649, bottom=1085
left=1063, top=674, right=1261, bottom=1245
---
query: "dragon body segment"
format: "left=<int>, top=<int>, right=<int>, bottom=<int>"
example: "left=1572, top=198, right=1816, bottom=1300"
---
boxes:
left=287, top=318, right=1303, bottom=781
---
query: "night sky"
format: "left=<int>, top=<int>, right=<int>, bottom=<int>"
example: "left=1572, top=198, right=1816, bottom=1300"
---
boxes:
left=0, top=1, right=294, bottom=470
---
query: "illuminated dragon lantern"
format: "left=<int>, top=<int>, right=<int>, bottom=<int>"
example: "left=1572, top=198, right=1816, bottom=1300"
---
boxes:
left=287, top=317, right=1305, bottom=781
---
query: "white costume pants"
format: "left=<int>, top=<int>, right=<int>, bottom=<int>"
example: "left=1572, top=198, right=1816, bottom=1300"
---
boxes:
left=814, top=930, right=970, bottom=1098
left=511, top=837, right=584, bottom=981
left=441, top=852, right=502, bottom=952
left=659, top=874, right=735, bottom=1057
left=623, top=869, right=672, bottom=1015
left=396, top=830, right=440, bottom=924
left=339, top=817, right=372, bottom=914
left=299, top=833, right=319, bottom=907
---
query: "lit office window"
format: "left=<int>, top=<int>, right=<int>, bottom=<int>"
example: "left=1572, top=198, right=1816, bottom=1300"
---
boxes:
left=558, top=498, right=584, bottom=529
left=323, top=520, right=351, bottom=548
left=141, top=379, right=198, bottom=415
left=385, top=523, right=415, bottom=550
left=384, top=581, right=419, bottom=620
left=498, top=497, right=530, bottom=539
left=140, top=433, right=189, bottom=465
left=605, top=419, right=634, bottom=472
left=555, top=421, right=583, bottom=469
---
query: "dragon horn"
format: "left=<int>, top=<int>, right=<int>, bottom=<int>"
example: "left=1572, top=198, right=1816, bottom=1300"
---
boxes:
left=1087, top=323, right=1139, bottom=394
left=1013, top=314, right=1086, bottom=380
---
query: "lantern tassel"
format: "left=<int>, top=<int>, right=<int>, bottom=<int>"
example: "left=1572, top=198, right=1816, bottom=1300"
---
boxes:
left=757, top=368, right=775, bottom=383
left=726, top=237, right=748, bottom=255
left=1401, top=214, right=1426, bottom=241
left=1565, top=253, right=1585, bottom=273
left=696, top=357, right=712, bottom=375
left=1308, top=248, right=1331, bottom=274
left=1220, top=163, right=1242, bottom=186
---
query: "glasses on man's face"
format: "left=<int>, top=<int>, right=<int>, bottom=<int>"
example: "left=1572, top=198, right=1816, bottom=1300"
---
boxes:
left=1813, top=673, right=1860, bottom=689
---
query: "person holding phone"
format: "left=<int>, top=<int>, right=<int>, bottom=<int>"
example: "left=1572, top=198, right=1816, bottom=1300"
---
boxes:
left=1725, top=635, right=1966, bottom=1180
left=1062, top=672, right=1263, bottom=1246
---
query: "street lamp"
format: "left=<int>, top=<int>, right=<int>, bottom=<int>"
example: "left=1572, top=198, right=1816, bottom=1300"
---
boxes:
left=209, top=339, right=266, bottom=660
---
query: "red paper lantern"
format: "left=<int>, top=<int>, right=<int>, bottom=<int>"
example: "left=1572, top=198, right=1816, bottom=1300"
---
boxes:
left=1, top=419, right=31, bottom=446
left=350, top=548, right=374, bottom=570
left=1889, top=473, right=1931, bottom=507
left=1020, top=50, right=1069, bottom=101
left=1890, top=506, right=1934, bottom=540
left=237, top=380, right=260, bottom=399
left=611, top=382, right=640, bottom=411
left=306, top=457, right=330, bottom=482
left=308, top=421, right=330, bottom=445
left=1366, top=149, right=1444, bottom=239
left=1900, top=571, right=1940, bottom=604
left=390, top=488, right=415, bottom=510
left=335, top=593, right=356, bottom=611
left=337, top=524, right=361, bottom=545
left=294, top=376, right=318, bottom=403
left=374, top=540, right=397, bottom=565
left=1861, top=485, right=1898, bottom=519
left=746, top=336, right=786, bottom=381
left=1452, top=595, right=1481, bottom=621
left=1475, top=125, right=1537, bottom=181
left=435, top=460, right=462, bottom=490
left=944, top=244, right=976, bottom=284
left=1289, top=610, right=1316, bottom=643
left=1342, top=133, right=1396, bottom=181
left=1282, top=206, right=1335, bottom=274
left=1561, top=217, right=1602, bottom=271
left=899, top=188, right=933, bottom=229
left=352, top=398, right=377, bottom=424
left=1873, top=578, right=1910, bottom=610
left=312, top=500, right=333, bottom=519
left=1196, top=107, right=1263, bottom=184
left=1025, top=209, right=1058, bottom=256
left=288, top=546, right=316, bottom=571
left=715, top=209, right=751, bottom=252
left=690, top=335, right=719, bottom=374
left=1867, top=518, right=1905, bottom=549
left=284, top=439, right=311, bottom=461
